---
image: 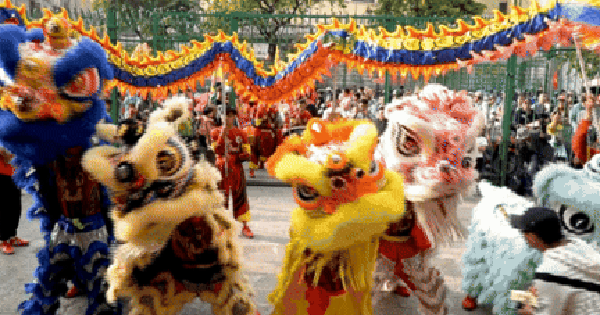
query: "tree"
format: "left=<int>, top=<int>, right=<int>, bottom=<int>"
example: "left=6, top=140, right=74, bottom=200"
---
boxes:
left=204, top=0, right=346, bottom=62
left=375, top=0, right=485, bottom=19
left=553, top=47, right=600, bottom=93
left=93, top=0, right=201, bottom=52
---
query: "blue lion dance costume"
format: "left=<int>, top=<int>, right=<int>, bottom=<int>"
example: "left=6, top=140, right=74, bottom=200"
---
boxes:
left=0, top=13, right=118, bottom=315
left=462, top=155, right=600, bottom=314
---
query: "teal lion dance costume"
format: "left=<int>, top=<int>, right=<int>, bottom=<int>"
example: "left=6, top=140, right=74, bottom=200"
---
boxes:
left=461, top=182, right=542, bottom=314
left=0, top=17, right=118, bottom=315
left=462, top=156, right=600, bottom=314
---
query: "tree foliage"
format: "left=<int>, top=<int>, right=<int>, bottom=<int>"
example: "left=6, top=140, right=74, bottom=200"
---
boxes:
left=92, top=0, right=201, bottom=51
left=553, top=47, right=600, bottom=92
left=375, top=0, right=485, bottom=18
left=204, top=0, right=345, bottom=62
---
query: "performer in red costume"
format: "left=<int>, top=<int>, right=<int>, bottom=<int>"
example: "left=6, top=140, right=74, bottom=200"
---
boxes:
left=573, top=95, right=600, bottom=165
left=249, top=104, right=279, bottom=178
left=290, top=98, right=313, bottom=128
left=211, top=108, right=254, bottom=238
left=238, top=99, right=252, bottom=129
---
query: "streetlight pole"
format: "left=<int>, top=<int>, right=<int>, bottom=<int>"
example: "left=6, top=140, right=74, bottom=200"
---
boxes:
left=498, top=0, right=519, bottom=187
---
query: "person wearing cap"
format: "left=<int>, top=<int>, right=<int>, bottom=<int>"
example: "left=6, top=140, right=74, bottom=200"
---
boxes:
left=510, top=207, right=600, bottom=315
left=210, top=108, right=254, bottom=238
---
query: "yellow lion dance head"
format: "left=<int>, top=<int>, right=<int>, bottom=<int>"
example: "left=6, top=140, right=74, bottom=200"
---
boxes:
left=266, top=119, right=406, bottom=315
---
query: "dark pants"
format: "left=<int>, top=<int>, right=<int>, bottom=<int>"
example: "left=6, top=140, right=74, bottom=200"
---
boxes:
left=198, top=136, right=216, bottom=164
left=0, top=174, right=22, bottom=241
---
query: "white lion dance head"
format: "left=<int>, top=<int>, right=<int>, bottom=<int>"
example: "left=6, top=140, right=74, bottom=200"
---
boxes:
left=377, top=84, right=485, bottom=201
left=533, top=155, right=600, bottom=245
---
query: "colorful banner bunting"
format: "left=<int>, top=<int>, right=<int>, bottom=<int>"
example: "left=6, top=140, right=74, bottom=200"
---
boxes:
left=3, top=0, right=600, bottom=104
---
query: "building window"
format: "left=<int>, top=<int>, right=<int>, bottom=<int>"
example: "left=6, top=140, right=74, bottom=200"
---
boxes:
left=499, top=2, right=508, bottom=14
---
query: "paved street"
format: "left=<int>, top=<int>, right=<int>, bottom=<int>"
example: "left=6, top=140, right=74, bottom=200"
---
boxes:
left=0, top=176, right=494, bottom=315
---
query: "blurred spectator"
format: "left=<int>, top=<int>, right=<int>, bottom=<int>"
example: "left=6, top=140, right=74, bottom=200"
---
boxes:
left=306, top=98, right=319, bottom=118
left=126, top=104, right=139, bottom=121
left=569, top=93, right=586, bottom=134
left=322, top=100, right=344, bottom=121
left=572, top=95, right=599, bottom=166
left=353, top=99, right=370, bottom=119
left=340, top=98, right=353, bottom=119
left=291, top=99, right=313, bottom=127
left=513, top=98, right=537, bottom=127
left=373, top=106, right=387, bottom=136
left=536, top=93, right=553, bottom=118
left=198, top=107, right=219, bottom=164
left=548, top=94, right=573, bottom=163
left=478, top=95, right=496, bottom=127
left=211, top=82, right=223, bottom=106
left=368, top=89, right=380, bottom=118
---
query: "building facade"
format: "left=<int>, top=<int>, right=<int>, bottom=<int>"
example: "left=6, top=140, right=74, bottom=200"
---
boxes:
left=8, top=0, right=91, bottom=13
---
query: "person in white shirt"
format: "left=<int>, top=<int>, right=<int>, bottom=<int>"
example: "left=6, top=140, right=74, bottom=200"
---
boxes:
left=510, top=207, right=600, bottom=315
left=536, top=93, right=553, bottom=118
left=339, top=97, right=353, bottom=119
left=569, top=93, right=586, bottom=134
left=321, top=100, right=344, bottom=121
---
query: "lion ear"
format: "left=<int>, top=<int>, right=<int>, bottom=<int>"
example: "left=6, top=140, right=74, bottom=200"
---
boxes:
left=148, top=96, right=190, bottom=128
left=95, top=119, right=119, bottom=143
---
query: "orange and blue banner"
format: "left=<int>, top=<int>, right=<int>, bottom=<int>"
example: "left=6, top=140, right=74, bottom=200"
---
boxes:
left=2, top=0, right=600, bottom=104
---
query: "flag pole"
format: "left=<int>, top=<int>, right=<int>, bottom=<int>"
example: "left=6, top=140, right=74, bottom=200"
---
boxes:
left=573, top=33, right=598, bottom=132
left=217, top=62, right=230, bottom=210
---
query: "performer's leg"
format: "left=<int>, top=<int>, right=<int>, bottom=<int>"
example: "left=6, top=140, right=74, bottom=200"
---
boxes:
left=232, top=168, right=252, bottom=238
left=0, top=174, right=24, bottom=254
left=77, top=229, right=117, bottom=315
left=249, top=131, right=260, bottom=178
left=403, top=252, right=448, bottom=315
left=20, top=224, right=74, bottom=315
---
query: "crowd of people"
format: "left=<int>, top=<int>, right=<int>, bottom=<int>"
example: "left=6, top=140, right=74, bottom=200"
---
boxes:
left=107, top=85, right=600, bottom=201
left=470, top=89, right=600, bottom=196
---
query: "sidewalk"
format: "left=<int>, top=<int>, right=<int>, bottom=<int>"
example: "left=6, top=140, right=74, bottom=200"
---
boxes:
left=1, top=185, right=495, bottom=315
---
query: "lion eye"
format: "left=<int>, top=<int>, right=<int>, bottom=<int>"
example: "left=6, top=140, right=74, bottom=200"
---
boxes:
left=560, top=205, right=594, bottom=236
left=369, top=161, right=379, bottom=176
left=396, top=126, right=421, bottom=157
left=157, top=147, right=181, bottom=177
left=296, top=185, right=319, bottom=202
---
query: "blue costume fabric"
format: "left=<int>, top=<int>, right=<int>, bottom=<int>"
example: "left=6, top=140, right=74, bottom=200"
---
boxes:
left=0, top=24, right=118, bottom=315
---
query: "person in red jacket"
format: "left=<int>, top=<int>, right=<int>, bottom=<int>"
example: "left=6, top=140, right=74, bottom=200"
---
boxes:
left=211, top=108, right=254, bottom=238
left=0, top=147, right=28, bottom=255
left=572, top=95, right=600, bottom=166
left=249, top=104, right=279, bottom=178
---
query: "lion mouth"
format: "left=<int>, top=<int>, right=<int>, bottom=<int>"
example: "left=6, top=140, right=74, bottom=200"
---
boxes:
left=113, top=169, right=195, bottom=216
